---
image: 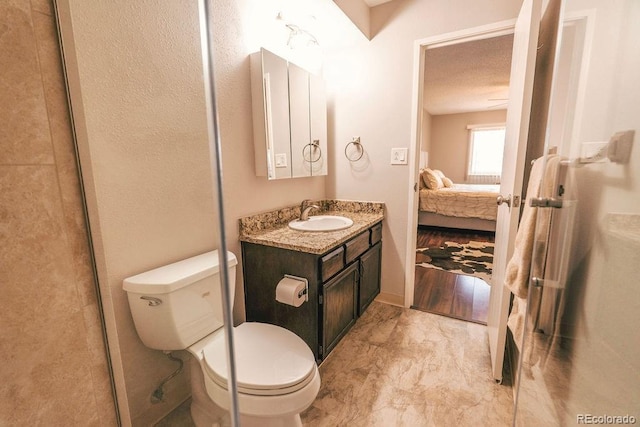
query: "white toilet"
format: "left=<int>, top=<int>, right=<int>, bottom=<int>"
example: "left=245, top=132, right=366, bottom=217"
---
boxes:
left=123, top=250, right=320, bottom=427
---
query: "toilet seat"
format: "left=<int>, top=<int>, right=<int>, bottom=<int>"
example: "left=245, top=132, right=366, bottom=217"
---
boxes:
left=201, top=322, right=317, bottom=396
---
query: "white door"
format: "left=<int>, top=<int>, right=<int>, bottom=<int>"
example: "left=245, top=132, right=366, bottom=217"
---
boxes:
left=487, top=0, right=543, bottom=382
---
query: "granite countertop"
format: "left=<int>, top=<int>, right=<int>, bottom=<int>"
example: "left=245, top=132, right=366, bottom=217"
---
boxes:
left=239, top=200, right=385, bottom=254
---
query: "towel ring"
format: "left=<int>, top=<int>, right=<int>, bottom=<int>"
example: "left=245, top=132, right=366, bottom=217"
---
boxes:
left=302, top=140, right=322, bottom=163
left=345, top=137, right=364, bottom=162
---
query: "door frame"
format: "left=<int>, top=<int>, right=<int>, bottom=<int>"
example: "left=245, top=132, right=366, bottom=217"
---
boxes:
left=404, top=19, right=517, bottom=308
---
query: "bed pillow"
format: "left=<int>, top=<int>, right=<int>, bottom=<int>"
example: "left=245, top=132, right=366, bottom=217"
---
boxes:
left=421, top=168, right=444, bottom=189
left=442, top=176, right=454, bottom=187
left=433, top=169, right=453, bottom=187
left=418, top=169, right=427, bottom=189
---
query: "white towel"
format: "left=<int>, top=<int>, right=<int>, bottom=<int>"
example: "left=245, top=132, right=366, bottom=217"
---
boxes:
left=507, top=296, right=527, bottom=351
left=531, top=155, right=561, bottom=282
left=504, top=155, right=560, bottom=299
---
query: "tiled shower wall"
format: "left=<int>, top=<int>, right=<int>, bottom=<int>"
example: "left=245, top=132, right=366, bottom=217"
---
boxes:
left=0, top=0, right=116, bottom=424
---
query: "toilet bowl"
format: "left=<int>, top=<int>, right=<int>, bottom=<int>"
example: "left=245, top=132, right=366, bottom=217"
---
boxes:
left=123, top=250, right=320, bottom=426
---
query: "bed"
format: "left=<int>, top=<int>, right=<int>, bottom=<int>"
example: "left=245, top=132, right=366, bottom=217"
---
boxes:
left=418, top=183, right=500, bottom=232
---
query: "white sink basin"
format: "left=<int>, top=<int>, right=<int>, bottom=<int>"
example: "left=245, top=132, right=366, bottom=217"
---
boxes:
left=288, top=215, right=354, bottom=232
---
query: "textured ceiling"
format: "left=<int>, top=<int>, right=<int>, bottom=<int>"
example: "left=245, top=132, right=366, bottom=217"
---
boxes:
left=423, top=34, right=514, bottom=115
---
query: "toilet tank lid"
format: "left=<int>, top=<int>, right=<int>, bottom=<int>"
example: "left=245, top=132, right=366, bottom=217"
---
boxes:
left=123, top=250, right=237, bottom=294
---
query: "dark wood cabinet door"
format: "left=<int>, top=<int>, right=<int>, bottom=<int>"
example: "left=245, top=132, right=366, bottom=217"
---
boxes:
left=359, top=241, right=381, bottom=316
left=322, top=262, right=358, bottom=357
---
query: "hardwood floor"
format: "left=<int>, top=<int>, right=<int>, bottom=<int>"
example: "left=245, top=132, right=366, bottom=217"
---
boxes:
left=412, top=226, right=495, bottom=324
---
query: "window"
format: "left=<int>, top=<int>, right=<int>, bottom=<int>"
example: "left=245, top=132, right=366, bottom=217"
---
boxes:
left=466, top=124, right=506, bottom=184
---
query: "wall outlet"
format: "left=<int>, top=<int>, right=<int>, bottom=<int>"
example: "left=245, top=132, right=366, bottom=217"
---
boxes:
left=275, top=153, right=287, bottom=168
left=391, top=148, right=408, bottom=165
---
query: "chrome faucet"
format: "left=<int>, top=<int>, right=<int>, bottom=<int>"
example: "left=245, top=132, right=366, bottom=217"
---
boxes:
left=299, top=199, right=320, bottom=221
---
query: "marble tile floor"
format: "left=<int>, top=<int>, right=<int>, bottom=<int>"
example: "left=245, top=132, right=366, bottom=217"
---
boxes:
left=158, top=301, right=514, bottom=426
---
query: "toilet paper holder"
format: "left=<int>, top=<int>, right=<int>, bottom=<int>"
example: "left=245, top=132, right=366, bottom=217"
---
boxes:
left=284, top=274, right=308, bottom=300
left=275, top=274, right=309, bottom=307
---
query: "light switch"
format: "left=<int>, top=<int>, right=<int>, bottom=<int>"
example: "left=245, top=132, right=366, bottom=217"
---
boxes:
left=391, top=148, right=408, bottom=165
left=275, top=153, right=287, bottom=168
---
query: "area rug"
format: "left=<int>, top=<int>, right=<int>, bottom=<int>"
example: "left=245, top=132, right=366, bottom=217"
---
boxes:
left=416, top=241, right=494, bottom=284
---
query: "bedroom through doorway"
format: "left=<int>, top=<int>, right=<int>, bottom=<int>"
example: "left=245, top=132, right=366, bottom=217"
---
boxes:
left=404, top=21, right=516, bottom=316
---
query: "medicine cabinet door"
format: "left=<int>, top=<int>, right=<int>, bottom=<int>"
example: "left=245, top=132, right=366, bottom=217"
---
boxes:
left=289, top=63, right=312, bottom=178
left=251, top=48, right=291, bottom=179
left=309, top=73, right=327, bottom=176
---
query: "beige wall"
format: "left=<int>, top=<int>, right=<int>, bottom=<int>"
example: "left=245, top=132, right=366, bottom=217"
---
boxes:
left=421, top=109, right=432, bottom=167
left=429, top=110, right=508, bottom=183
left=324, top=0, right=522, bottom=301
left=0, top=0, right=115, bottom=425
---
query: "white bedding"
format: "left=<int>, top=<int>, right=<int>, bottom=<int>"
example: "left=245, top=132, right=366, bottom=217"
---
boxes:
left=419, top=184, right=499, bottom=221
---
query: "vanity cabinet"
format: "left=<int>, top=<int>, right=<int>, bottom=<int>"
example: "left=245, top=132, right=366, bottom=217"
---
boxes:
left=250, top=48, right=327, bottom=180
left=322, top=263, right=358, bottom=357
left=241, top=222, right=382, bottom=361
left=359, top=241, right=382, bottom=315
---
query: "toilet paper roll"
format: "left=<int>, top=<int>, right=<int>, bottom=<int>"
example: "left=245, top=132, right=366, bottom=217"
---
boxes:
left=275, top=275, right=308, bottom=307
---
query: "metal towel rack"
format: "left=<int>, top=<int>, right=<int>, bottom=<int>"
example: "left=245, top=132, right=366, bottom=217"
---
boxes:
left=345, top=137, right=364, bottom=162
left=302, top=140, right=322, bottom=163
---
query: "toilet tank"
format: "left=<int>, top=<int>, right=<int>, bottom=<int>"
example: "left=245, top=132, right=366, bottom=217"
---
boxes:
left=123, top=250, right=237, bottom=351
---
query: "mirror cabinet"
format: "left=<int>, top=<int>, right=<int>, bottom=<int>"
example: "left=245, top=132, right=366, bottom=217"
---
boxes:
left=250, top=48, right=327, bottom=179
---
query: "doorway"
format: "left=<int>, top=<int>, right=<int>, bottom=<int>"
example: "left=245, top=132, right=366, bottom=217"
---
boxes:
left=404, top=21, right=517, bottom=318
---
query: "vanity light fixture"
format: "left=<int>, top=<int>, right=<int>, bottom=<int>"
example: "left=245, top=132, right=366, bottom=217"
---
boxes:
left=276, top=12, right=319, bottom=48
left=285, top=23, right=319, bottom=48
